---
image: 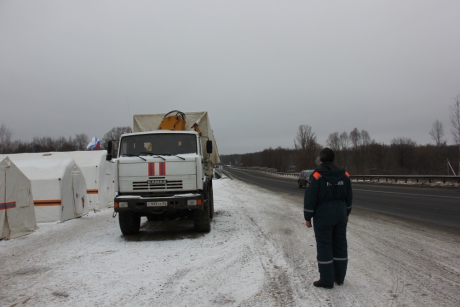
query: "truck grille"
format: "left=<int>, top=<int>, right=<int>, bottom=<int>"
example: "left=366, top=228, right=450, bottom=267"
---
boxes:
left=133, top=177, right=183, bottom=190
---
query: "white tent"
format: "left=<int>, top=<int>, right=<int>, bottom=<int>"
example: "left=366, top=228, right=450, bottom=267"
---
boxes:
left=6, top=157, right=89, bottom=223
left=0, top=157, right=37, bottom=239
left=46, top=151, right=116, bottom=210
left=3, top=151, right=116, bottom=211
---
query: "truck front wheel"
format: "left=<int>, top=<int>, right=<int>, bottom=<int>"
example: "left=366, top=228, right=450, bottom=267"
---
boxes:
left=194, top=202, right=211, bottom=232
left=119, top=212, right=141, bottom=235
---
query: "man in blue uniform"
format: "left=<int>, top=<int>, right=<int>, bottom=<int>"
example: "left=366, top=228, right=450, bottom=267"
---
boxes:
left=304, top=148, right=353, bottom=289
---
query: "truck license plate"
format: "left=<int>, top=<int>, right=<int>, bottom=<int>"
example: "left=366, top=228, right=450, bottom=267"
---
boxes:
left=147, top=201, right=167, bottom=207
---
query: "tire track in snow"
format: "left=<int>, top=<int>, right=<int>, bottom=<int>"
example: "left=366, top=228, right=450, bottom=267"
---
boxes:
left=223, top=182, right=323, bottom=306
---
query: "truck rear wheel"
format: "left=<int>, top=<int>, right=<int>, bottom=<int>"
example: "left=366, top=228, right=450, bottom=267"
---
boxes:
left=194, top=202, right=211, bottom=232
left=119, top=212, right=141, bottom=235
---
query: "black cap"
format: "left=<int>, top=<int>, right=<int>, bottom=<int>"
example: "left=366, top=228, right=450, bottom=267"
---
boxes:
left=319, top=148, right=335, bottom=162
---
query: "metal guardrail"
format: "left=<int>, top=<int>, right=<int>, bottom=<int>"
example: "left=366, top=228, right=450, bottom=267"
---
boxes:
left=214, top=168, right=223, bottom=179
left=228, top=167, right=460, bottom=184
left=276, top=172, right=299, bottom=177
left=350, top=175, right=460, bottom=184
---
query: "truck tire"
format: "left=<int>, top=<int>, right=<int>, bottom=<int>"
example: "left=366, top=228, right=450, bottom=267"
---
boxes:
left=194, top=202, right=211, bottom=232
left=119, top=212, right=141, bottom=235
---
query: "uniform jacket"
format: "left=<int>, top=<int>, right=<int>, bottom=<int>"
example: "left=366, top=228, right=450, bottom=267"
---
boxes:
left=303, top=162, right=353, bottom=221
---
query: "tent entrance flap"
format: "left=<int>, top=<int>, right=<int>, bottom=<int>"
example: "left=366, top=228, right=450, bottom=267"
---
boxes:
left=72, top=173, right=85, bottom=216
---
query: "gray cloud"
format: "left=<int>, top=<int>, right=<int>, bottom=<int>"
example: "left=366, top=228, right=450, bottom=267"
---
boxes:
left=1, top=0, right=459, bottom=154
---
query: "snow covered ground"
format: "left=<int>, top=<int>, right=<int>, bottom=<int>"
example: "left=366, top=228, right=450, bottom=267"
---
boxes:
left=1, top=178, right=460, bottom=307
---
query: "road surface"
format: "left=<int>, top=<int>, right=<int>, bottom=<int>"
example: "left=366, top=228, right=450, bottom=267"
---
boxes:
left=223, top=166, right=460, bottom=229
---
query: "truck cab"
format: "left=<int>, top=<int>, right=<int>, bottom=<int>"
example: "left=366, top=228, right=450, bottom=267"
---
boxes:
left=110, top=128, right=215, bottom=235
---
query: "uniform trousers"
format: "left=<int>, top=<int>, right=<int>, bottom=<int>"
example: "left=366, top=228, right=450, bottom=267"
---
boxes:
left=313, top=201, right=348, bottom=285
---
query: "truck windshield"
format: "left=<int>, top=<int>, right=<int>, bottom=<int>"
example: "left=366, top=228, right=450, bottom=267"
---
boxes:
left=119, top=133, right=197, bottom=157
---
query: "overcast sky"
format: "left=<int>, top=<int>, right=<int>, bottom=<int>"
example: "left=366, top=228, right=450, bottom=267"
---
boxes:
left=1, top=1, right=460, bottom=155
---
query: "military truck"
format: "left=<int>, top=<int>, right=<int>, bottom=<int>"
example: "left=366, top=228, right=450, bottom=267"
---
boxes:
left=107, top=110, right=220, bottom=235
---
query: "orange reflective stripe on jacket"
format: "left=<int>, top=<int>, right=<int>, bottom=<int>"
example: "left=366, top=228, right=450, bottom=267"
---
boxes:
left=313, top=172, right=322, bottom=180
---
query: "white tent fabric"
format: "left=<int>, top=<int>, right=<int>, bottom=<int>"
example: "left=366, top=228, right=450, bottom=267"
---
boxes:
left=0, top=157, right=37, bottom=239
left=2, top=152, right=116, bottom=211
left=5, top=157, right=89, bottom=223
left=46, top=151, right=116, bottom=210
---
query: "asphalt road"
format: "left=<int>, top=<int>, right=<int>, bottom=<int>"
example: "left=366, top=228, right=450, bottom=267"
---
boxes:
left=223, top=167, right=460, bottom=229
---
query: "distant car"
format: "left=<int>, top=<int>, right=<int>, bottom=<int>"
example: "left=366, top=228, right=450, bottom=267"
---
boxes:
left=298, top=170, right=314, bottom=188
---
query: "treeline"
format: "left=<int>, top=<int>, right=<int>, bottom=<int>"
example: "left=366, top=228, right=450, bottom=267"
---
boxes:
left=0, top=134, right=90, bottom=153
left=221, top=127, right=460, bottom=175
left=0, top=124, right=131, bottom=155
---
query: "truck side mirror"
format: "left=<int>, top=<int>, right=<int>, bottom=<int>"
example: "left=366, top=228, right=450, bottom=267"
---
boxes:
left=206, top=140, right=213, bottom=154
left=106, top=141, right=113, bottom=161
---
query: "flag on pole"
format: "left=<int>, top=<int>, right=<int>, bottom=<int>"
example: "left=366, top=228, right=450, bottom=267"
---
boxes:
left=86, top=136, right=101, bottom=150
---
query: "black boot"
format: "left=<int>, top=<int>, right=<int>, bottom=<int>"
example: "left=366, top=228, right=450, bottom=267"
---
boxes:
left=313, top=280, right=333, bottom=289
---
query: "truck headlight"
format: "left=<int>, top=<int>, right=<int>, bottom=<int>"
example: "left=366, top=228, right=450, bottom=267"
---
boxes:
left=119, top=201, right=128, bottom=208
left=187, top=199, right=197, bottom=206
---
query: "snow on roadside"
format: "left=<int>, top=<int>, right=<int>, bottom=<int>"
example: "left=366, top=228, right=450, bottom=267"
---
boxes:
left=1, top=178, right=460, bottom=307
left=1, top=179, right=288, bottom=306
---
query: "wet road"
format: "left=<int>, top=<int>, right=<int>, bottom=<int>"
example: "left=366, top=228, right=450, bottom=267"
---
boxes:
left=223, top=167, right=460, bottom=229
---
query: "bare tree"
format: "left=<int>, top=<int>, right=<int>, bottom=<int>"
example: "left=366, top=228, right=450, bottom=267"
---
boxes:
left=294, top=125, right=316, bottom=151
left=339, top=131, right=350, bottom=150
left=294, top=125, right=319, bottom=169
left=31, top=136, right=50, bottom=152
left=349, top=128, right=362, bottom=173
left=54, top=137, right=68, bottom=151
left=450, top=94, right=460, bottom=175
left=360, top=129, right=373, bottom=172
left=391, top=137, right=417, bottom=173
left=429, top=119, right=445, bottom=146
left=10, top=140, right=30, bottom=153
left=360, top=130, right=371, bottom=146
left=102, top=126, right=132, bottom=156
left=349, top=128, right=361, bottom=148
left=339, top=131, right=350, bottom=168
left=326, top=132, right=340, bottom=151
left=73, top=133, right=89, bottom=151
left=327, top=131, right=352, bottom=168
left=0, top=123, right=13, bottom=154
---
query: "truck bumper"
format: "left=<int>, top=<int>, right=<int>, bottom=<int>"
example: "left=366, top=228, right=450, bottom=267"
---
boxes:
left=114, top=193, right=204, bottom=213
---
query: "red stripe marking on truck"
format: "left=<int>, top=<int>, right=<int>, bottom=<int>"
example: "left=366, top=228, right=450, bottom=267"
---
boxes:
left=148, top=163, right=155, bottom=176
left=159, top=162, right=166, bottom=176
